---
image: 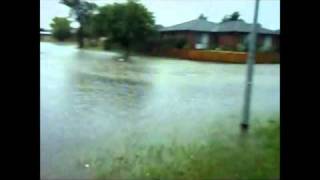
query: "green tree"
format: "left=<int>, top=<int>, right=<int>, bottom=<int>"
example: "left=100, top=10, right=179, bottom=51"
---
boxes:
left=93, top=0, right=155, bottom=61
left=198, top=14, right=207, bottom=20
left=222, top=11, right=241, bottom=22
left=50, top=17, right=71, bottom=41
left=61, top=0, right=97, bottom=48
left=230, top=11, right=240, bottom=21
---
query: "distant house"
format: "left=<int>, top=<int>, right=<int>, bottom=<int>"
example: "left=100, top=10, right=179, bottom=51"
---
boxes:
left=70, top=28, right=78, bottom=35
left=40, top=31, right=52, bottom=36
left=155, top=24, right=164, bottom=31
left=159, top=15, right=279, bottom=51
left=40, top=29, right=52, bottom=40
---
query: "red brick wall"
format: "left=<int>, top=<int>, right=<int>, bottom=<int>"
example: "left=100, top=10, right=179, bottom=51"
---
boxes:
left=217, top=34, right=242, bottom=48
left=257, top=35, right=280, bottom=51
left=209, top=34, right=216, bottom=48
left=257, top=35, right=264, bottom=46
left=186, top=31, right=196, bottom=49
left=187, top=32, right=217, bottom=49
left=272, top=36, right=280, bottom=51
left=161, top=31, right=196, bottom=49
left=161, top=31, right=279, bottom=51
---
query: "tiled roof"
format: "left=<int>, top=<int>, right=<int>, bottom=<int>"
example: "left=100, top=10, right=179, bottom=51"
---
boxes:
left=160, top=17, right=279, bottom=35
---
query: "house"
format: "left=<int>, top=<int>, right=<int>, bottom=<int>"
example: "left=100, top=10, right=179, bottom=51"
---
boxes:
left=159, top=15, right=279, bottom=51
left=70, top=28, right=78, bottom=35
left=40, top=29, right=52, bottom=40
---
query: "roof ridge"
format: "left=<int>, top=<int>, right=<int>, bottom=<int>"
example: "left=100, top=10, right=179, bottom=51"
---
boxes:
left=164, top=18, right=216, bottom=28
left=160, top=18, right=278, bottom=35
left=164, top=18, right=198, bottom=28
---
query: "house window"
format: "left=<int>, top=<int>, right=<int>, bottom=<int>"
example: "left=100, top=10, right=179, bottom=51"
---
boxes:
left=196, top=34, right=202, bottom=44
left=243, top=34, right=251, bottom=44
left=263, top=36, right=272, bottom=48
left=258, top=36, right=272, bottom=52
left=195, top=33, right=209, bottom=49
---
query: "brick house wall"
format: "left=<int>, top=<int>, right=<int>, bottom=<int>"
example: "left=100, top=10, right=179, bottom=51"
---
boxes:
left=186, top=31, right=196, bottom=48
left=160, top=31, right=279, bottom=51
left=161, top=31, right=195, bottom=48
left=257, top=34, right=280, bottom=51
left=215, top=33, right=279, bottom=51
left=216, top=33, right=242, bottom=49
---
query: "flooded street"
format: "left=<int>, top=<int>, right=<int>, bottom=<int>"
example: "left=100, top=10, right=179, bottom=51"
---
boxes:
left=40, top=42, right=279, bottom=179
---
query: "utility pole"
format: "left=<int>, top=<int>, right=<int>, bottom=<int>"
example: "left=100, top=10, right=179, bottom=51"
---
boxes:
left=241, top=0, right=260, bottom=133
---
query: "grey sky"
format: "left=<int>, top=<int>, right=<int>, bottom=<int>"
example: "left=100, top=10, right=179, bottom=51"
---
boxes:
left=41, top=0, right=280, bottom=30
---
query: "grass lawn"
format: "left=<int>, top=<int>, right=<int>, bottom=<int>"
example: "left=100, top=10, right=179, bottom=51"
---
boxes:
left=92, top=119, right=280, bottom=180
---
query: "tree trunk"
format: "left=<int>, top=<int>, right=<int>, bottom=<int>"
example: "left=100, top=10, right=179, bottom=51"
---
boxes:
left=77, top=25, right=84, bottom=48
left=123, top=47, right=131, bottom=62
left=123, top=42, right=131, bottom=61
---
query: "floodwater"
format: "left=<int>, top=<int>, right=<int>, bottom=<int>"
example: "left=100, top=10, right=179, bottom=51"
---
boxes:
left=40, top=42, right=280, bottom=179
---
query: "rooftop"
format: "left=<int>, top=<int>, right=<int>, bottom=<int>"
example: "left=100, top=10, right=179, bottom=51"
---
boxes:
left=211, top=20, right=278, bottom=34
left=160, top=15, right=279, bottom=35
left=159, top=17, right=217, bottom=32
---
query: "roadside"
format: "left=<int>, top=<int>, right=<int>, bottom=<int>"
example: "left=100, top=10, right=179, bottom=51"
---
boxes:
left=92, top=118, right=279, bottom=180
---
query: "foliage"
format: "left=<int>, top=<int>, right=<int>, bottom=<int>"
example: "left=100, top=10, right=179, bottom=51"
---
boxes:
left=258, top=46, right=277, bottom=53
left=210, top=43, right=217, bottom=50
left=153, top=36, right=188, bottom=51
left=175, top=37, right=187, bottom=49
left=61, top=0, right=97, bottom=23
left=92, top=0, right=155, bottom=60
left=61, top=0, right=98, bottom=48
left=230, top=11, right=240, bottom=21
left=183, top=42, right=192, bottom=49
left=222, top=11, right=242, bottom=22
left=236, top=43, right=247, bottom=52
left=219, top=45, right=236, bottom=51
left=198, top=13, right=207, bottom=20
left=50, top=17, right=71, bottom=41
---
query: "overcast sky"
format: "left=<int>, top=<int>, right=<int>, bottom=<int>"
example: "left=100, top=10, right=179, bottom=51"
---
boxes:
left=41, top=0, right=280, bottom=30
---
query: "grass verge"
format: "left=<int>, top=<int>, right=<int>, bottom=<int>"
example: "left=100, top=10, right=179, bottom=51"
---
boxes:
left=92, top=119, right=279, bottom=180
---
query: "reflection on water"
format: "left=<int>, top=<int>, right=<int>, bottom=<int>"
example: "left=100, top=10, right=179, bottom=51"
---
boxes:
left=40, top=42, right=279, bottom=179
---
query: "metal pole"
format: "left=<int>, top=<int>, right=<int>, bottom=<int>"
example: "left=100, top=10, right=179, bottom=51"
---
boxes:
left=241, top=0, right=260, bottom=133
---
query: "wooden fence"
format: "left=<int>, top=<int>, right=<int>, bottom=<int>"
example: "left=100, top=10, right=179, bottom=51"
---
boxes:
left=152, top=49, right=279, bottom=64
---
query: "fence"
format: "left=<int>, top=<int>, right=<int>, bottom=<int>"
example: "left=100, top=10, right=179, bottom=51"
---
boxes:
left=152, top=49, right=279, bottom=63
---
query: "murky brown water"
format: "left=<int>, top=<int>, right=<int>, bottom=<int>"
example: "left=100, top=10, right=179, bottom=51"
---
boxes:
left=40, top=42, right=279, bottom=179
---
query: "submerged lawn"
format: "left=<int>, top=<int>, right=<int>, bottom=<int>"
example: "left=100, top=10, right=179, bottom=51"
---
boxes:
left=92, top=119, right=279, bottom=180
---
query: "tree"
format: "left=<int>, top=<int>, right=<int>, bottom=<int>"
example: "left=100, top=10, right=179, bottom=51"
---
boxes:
left=93, top=0, right=155, bottom=61
left=198, top=14, right=207, bottom=20
left=222, top=11, right=241, bottom=22
left=50, top=17, right=71, bottom=41
left=222, top=15, right=231, bottom=22
left=230, top=11, right=240, bottom=21
left=61, top=0, right=97, bottom=48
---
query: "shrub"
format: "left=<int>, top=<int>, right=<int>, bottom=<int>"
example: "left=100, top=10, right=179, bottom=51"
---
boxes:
left=175, top=37, right=187, bottom=49
left=157, top=37, right=178, bottom=50
left=220, top=45, right=236, bottom=51
left=210, top=43, right=217, bottom=50
left=183, top=42, right=192, bottom=49
left=236, top=43, right=247, bottom=52
left=103, top=39, right=111, bottom=50
left=103, top=39, right=121, bottom=50
left=258, top=45, right=279, bottom=53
